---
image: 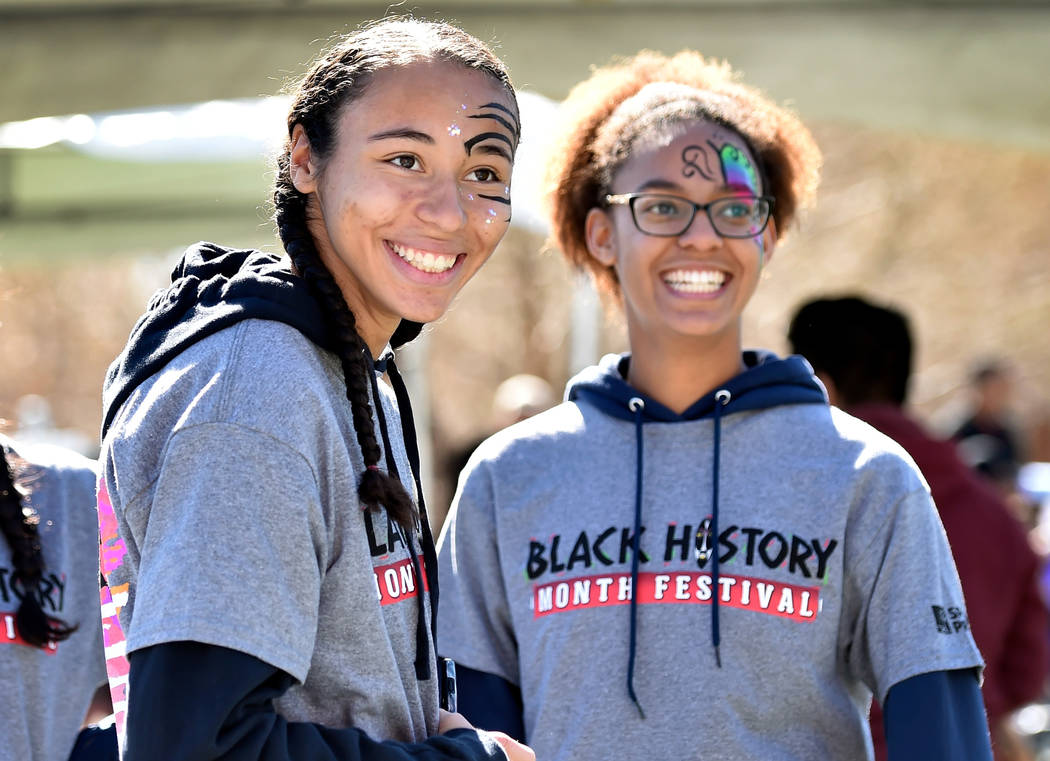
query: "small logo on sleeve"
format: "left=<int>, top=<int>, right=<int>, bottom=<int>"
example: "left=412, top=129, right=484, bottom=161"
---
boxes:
left=932, top=605, right=970, bottom=634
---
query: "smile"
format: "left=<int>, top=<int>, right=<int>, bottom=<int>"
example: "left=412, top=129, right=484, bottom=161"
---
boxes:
left=390, top=242, right=459, bottom=274
left=662, top=268, right=727, bottom=294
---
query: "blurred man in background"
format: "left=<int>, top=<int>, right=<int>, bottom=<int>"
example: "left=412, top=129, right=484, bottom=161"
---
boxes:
left=789, top=295, right=1049, bottom=761
left=953, top=361, right=1025, bottom=494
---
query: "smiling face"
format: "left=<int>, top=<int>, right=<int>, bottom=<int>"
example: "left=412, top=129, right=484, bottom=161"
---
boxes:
left=290, top=60, right=518, bottom=353
left=586, top=119, right=775, bottom=351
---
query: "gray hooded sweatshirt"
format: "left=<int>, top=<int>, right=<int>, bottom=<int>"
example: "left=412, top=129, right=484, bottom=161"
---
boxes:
left=437, top=351, right=983, bottom=761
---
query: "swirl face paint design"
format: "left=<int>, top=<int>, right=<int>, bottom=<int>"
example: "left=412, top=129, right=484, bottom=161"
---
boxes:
left=463, top=101, right=520, bottom=221
left=681, top=144, right=717, bottom=181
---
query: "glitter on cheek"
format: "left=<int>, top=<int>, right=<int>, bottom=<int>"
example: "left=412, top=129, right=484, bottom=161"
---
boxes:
left=487, top=208, right=497, bottom=217
left=460, top=103, right=468, bottom=111
left=448, top=123, right=461, bottom=137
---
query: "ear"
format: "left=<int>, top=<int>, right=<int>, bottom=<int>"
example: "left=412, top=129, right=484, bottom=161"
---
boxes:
left=815, top=370, right=841, bottom=407
left=289, top=124, right=319, bottom=195
left=584, top=207, right=617, bottom=267
left=759, top=215, right=778, bottom=265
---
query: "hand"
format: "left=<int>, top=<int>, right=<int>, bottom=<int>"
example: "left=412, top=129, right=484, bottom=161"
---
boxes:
left=437, top=711, right=535, bottom=761
left=438, top=709, right=474, bottom=734
left=488, top=731, right=536, bottom=761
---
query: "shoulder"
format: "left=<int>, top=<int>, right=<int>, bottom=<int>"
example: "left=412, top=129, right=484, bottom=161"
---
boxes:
left=114, top=319, right=341, bottom=439
left=103, top=320, right=347, bottom=502
left=783, top=404, right=926, bottom=481
left=471, top=401, right=587, bottom=466
left=2, top=436, right=97, bottom=494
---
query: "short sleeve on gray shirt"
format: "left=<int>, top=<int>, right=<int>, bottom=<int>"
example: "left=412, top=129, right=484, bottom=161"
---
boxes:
left=127, top=422, right=327, bottom=682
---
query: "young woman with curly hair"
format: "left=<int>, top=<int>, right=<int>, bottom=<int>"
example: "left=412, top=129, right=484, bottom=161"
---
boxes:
left=436, top=50, right=991, bottom=760
left=97, top=17, right=533, bottom=761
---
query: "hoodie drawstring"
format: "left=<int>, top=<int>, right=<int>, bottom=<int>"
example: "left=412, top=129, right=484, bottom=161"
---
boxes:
left=368, top=353, right=433, bottom=681
left=711, top=388, right=731, bottom=669
left=626, top=396, right=646, bottom=720
left=385, top=359, right=440, bottom=641
left=625, top=388, right=732, bottom=715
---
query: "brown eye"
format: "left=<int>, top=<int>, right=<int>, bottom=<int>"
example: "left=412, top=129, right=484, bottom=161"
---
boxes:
left=467, top=167, right=502, bottom=183
left=388, top=155, right=421, bottom=171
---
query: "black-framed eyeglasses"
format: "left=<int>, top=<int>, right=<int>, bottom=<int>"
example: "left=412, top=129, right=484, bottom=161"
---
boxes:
left=604, top=192, right=774, bottom=239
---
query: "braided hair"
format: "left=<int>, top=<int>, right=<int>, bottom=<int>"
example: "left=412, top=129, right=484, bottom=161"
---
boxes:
left=273, top=18, right=516, bottom=530
left=0, top=446, right=77, bottom=647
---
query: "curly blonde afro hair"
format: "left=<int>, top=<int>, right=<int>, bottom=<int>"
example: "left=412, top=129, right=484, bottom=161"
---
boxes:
left=544, top=50, right=822, bottom=300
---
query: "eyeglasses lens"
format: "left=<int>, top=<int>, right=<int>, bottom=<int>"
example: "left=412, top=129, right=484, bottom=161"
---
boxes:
left=631, top=195, right=769, bottom=238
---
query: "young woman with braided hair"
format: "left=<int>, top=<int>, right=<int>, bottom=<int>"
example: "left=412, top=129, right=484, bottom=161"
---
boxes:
left=1, top=435, right=110, bottom=760
left=97, top=17, right=532, bottom=761
left=437, top=51, right=993, bottom=760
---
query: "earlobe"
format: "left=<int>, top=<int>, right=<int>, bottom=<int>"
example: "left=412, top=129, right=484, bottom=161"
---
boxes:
left=289, top=124, right=318, bottom=195
left=584, top=208, right=617, bottom=267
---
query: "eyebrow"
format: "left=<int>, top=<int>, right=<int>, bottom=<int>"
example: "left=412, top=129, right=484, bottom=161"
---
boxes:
left=367, top=128, right=435, bottom=144
left=634, top=179, right=757, bottom=195
left=464, top=131, right=515, bottom=162
left=634, top=179, right=684, bottom=193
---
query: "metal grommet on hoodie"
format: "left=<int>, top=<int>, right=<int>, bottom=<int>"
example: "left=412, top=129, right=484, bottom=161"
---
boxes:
left=715, top=389, right=732, bottom=405
left=628, top=397, right=645, bottom=412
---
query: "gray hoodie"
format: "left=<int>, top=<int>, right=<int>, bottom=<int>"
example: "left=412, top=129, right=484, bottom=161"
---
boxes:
left=437, top=351, right=983, bottom=761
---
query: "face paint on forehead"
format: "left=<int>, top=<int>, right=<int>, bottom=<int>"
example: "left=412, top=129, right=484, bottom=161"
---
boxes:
left=467, top=101, right=521, bottom=138
left=709, top=139, right=760, bottom=195
left=681, top=144, right=717, bottom=181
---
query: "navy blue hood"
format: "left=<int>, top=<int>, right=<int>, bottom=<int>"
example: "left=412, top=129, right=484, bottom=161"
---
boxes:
left=100, top=242, right=333, bottom=439
left=567, top=350, right=828, bottom=422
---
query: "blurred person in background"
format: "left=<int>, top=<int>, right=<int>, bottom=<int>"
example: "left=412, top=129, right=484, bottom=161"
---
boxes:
left=1, top=433, right=113, bottom=761
left=96, top=17, right=532, bottom=761
left=954, top=360, right=1025, bottom=494
left=789, top=295, right=1049, bottom=761
left=438, top=374, right=556, bottom=526
left=490, top=374, right=557, bottom=430
left=437, top=49, right=990, bottom=760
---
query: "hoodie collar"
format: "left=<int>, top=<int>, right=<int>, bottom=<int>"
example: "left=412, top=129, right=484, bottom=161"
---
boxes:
left=100, top=242, right=331, bottom=439
left=567, top=350, right=828, bottom=422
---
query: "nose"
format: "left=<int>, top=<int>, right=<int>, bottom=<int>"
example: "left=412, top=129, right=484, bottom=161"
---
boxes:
left=677, top=208, right=721, bottom=250
left=416, top=176, right=468, bottom=233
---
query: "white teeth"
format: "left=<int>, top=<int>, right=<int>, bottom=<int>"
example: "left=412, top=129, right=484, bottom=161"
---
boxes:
left=663, top=269, right=726, bottom=293
left=391, top=243, right=457, bottom=273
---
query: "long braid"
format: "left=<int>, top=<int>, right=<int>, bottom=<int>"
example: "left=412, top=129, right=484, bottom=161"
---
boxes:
left=274, top=161, right=418, bottom=530
left=0, top=447, right=77, bottom=647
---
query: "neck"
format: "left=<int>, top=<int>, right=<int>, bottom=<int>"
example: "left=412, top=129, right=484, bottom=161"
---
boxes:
left=625, top=326, right=745, bottom=414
